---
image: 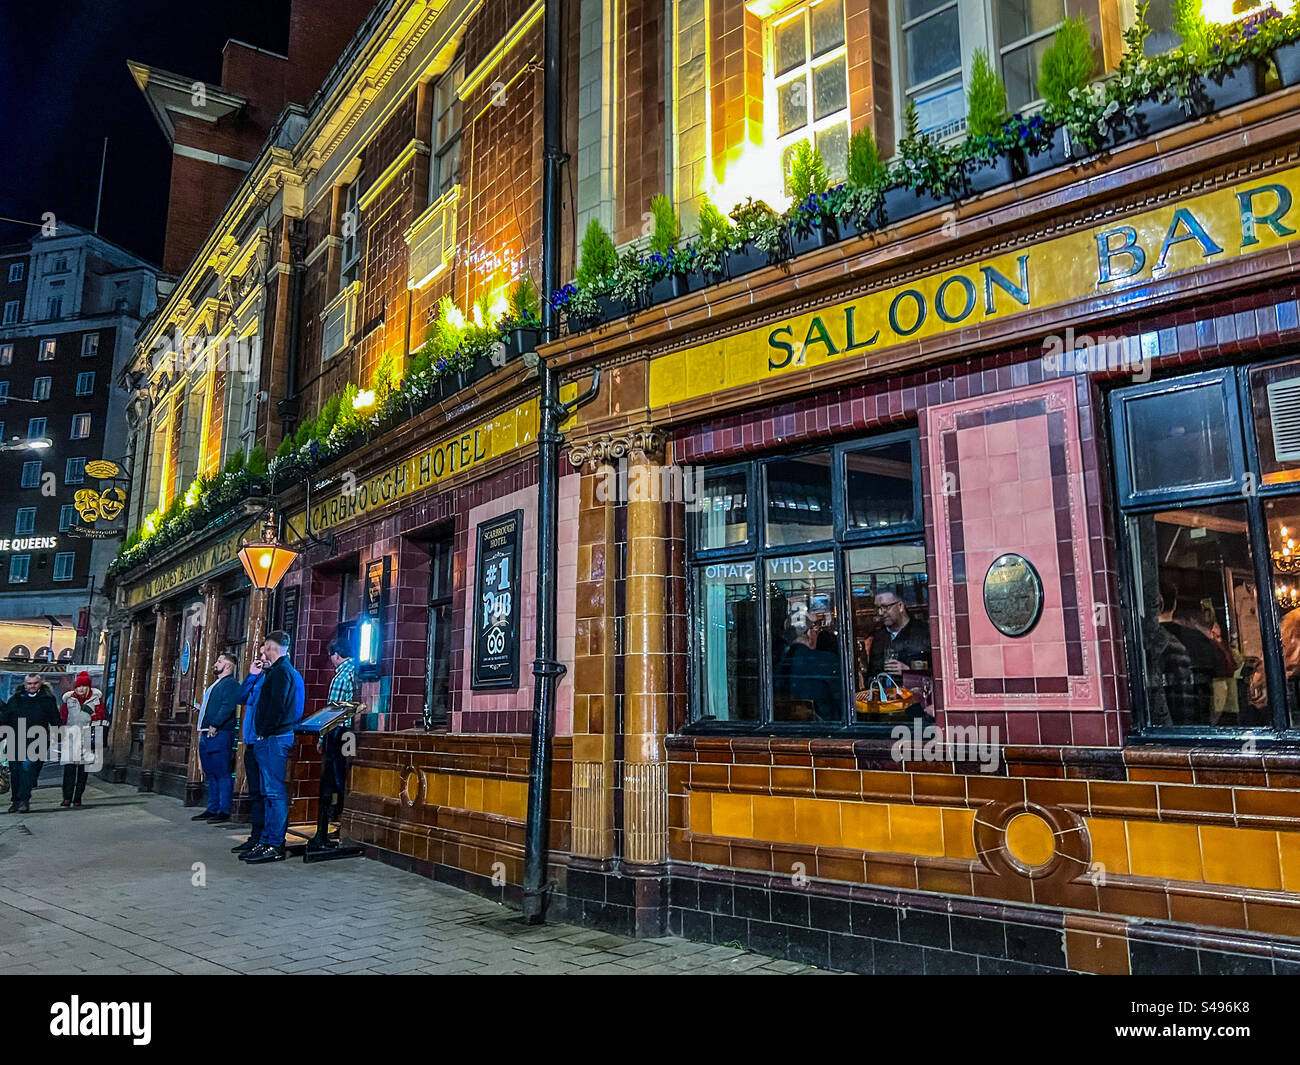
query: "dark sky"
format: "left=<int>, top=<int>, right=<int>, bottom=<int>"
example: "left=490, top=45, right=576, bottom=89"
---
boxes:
left=0, top=0, right=291, bottom=265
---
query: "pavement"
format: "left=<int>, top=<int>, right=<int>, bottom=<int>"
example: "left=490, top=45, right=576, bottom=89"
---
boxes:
left=0, top=773, right=828, bottom=975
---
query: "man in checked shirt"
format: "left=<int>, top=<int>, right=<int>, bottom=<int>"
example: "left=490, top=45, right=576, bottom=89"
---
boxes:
left=320, top=639, right=358, bottom=833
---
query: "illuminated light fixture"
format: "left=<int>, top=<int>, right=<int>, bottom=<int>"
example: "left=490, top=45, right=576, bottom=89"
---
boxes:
left=237, top=511, right=298, bottom=591
left=0, top=435, right=52, bottom=452
left=1277, top=583, right=1300, bottom=612
left=489, top=291, right=510, bottom=322
left=358, top=617, right=381, bottom=669
left=353, top=389, right=376, bottom=410
left=183, top=479, right=202, bottom=508
left=1201, top=0, right=1256, bottom=24
left=444, top=305, right=467, bottom=331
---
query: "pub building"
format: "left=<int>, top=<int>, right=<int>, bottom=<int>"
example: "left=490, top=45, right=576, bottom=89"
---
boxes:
left=104, top=0, right=1300, bottom=974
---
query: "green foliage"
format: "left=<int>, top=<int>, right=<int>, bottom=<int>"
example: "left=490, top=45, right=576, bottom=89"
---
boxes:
left=696, top=195, right=733, bottom=248
left=275, top=435, right=294, bottom=460
left=787, top=140, right=829, bottom=203
left=846, top=127, right=885, bottom=189
left=508, top=276, right=541, bottom=324
left=1174, top=0, right=1207, bottom=57
left=372, top=350, right=399, bottom=397
left=222, top=449, right=245, bottom=476
left=648, top=194, right=680, bottom=257
left=575, top=218, right=618, bottom=289
left=893, top=102, right=960, bottom=195
left=123, top=528, right=141, bottom=551
left=967, top=49, right=1008, bottom=141
left=1038, top=16, right=1096, bottom=111
left=247, top=445, right=268, bottom=479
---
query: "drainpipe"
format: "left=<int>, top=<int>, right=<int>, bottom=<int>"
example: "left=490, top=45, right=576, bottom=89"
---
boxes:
left=523, top=0, right=601, bottom=923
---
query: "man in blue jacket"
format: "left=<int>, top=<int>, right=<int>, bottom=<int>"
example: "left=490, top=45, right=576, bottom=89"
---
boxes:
left=231, top=655, right=267, bottom=857
left=244, top=631, right=305, bottom=864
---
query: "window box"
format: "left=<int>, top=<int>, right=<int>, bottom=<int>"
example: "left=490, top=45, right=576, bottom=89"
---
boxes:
left=504, top=326, right=538, bottom=362
left=1275, top=40, right=1300, bottom=87
left=788, top=217, right=842, bottom=258
left=724, top=240, right=775, bottom=280
left=881, top=183, right=953, bottom=224
left=1200, top=60, right=1266, bottom=112
left=961, top=149, right=1023, bottom=196
left=1107, top=61, right=1265, bottom=150
left=1023, top=126, right=1072, bottom=176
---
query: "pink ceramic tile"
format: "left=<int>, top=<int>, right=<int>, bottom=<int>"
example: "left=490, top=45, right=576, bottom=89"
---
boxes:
left=985, top=421, right=1020, bottom=456
left=992, top=511, right=1024, bottom=544
left=989, top=481, right=1022, bottom=515
left=987, top=453, right=1020, bottom=484
left=971, top=645, right=1003, bottom=675
left=1001, top=642, right=1036, bottom=677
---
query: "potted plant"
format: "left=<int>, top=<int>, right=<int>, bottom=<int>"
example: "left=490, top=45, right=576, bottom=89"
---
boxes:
left=725, top=197, right=786, bottom=275
left=1033, top=16, right=1097, bottom=173
left=645, top=195, right=682, bottom=305
left=1268, top=6, right=1300, bottom=86
left=840, top=127, right=886, bottom=233
left=690, top=197, right=732, bottom=289
left=785, top=141, right=837, bottom=256
left=609, top=247, right=651, bottom=315
left=502, top=276, right=541, bottom=360
left=565, top=218, right=620, bottom=332
left=882, top=103, right=959, bottom=222
left=960, top=50, right=1022, bottom=194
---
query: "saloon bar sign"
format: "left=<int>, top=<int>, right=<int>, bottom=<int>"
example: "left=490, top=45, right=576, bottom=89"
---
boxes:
left=472, top=510, right=522, bottom=689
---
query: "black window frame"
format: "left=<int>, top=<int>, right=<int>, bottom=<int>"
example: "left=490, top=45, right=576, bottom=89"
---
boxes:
left=1110, top=360, right=1300, bottom=745
left=424, top=527, right=455, bottom=728
left=685, top=428, right=927, bottom=735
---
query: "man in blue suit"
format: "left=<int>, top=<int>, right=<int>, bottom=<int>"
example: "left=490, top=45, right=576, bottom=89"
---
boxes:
left=244, top=631, right=305, bottom=864
left=231, top=654, right=267, bottom=858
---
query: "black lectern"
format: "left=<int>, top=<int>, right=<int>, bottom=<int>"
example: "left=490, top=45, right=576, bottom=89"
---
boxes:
left=290, top=701, right=364, bottom=863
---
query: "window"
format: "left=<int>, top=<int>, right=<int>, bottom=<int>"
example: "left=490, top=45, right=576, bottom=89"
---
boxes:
left=46, top=297, right=62, bottom=319
left=340, top=179, right=363, bottom=287
left=7, top=262, right=22, bottom=283
left=432, top=59, right=465, bottom=199
left=425, top=531, right=455, bottom=726
left=14, top=508, right=35, bottom=536
left=27, top=417, right=45, bottom=439
left=51, top=255, right=68, bottom=273
left=995, top=0, right=1065, bottom=111
left=65, top=457, right=85, bottom=484
left=768, top=0, right=850, bottom=187
left=1111, top=359, right=1300, bottom=736
left=75, top=372, right=94, bottom=395
left=70, top=414, right=91, bottom=440
left=0, top=382, right=9, bottom=404
left=688, top=431, right=930, bottom=729
left=9, top=555, right=29, bottom=584
left=33, top=377, right=50, bottom=401
left=38, top=339, right=55, bottom=361
left=0, top=344, right=10, bottom=365
left=20, top=461, right=40, bottom=488
left=81, top=333, right=99, bottom=357
left=3, top=301, right=17, bottom=325
left=53, top=552, right=74, bottom=582
left=59, top=504, right=77, bottom=531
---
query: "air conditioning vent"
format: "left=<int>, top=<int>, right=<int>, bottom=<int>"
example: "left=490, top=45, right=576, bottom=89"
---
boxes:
left=1267, top=377, right=1300, bottom=461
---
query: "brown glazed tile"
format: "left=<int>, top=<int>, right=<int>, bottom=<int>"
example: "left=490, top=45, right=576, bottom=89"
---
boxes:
left=910, top=772, right=967, bottom=804
left=1065, top=927, right=1131, bottom=974
left=859, top=770, right=913, bottom=800
left=731, top=839, right=777, bottom=873
left=1128, top=766, right=1194, bottom=783
left=1098, top=882, right=1171, bottom=921
left=1244, top=897, right=1300, bottom=937
left=1168, top=888, right=1248, bottom=931
left=691, top=839, right=734, bottom=867
left=689, top=761, right=729, bottom=787
left=966, top=776, right=1027, bottom=804
left=972, top=869, right=1036, bottom=905
left=813, top=767, right=865, bottom=796
left=916, top=863, right=977, bottom=897
left=1234, top=787, right=1300, bottom=820
left=771, top=766, right=815, bottom=793
left=729, top=763, right=772, bottom=790
left=816, top=851, right=868, bottom=884
left=1024, top=777, right=1090, bottom=808
left=1088, top=781, right=1160, bottom=817
left=865, top=856, right=920, bottom=891
left=1156, top=783, right=1235, bottom=818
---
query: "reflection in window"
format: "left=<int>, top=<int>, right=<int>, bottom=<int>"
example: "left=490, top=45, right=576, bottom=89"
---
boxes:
left=1266, top=499, right=1300, bottom=729
left=848, top=544, right=932, bottom=718
left=769, top=553, right=841, bottom=722
left=694, top=467, right=749, bottom=552
left=695, top=561, right=760, bottom=721
left=1127, top=504, right=1262, bottom=728
left=845, top=439, right=916, bottom=530
left=765, top=453, right=833, bottom=546
left=770, top=0, right=850, bottom=187
left=1125, top=382, right=1233, bottom=495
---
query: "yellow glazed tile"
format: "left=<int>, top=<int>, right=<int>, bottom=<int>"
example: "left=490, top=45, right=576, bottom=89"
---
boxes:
left=841, top=801, right=892, bottom=852
left=941, top=808, right=978, bottom=860
left=1085, top=817, right=1130, bottom=875
left=1005, top=811, right=1056, bottom=868
left=426, top=772, right=450, bottom=807
left=794, top=798, right=843, bottom=847
left=446, top=774, right=466, bottom=810
left=463, top=775, right=484, bottom=813
left=1278, top=832, right=1300, bottom=892
left=887, top=804, right=946, bottom=858
left=1125, top=820, right=1203, bottom=883
left=751, top=795, right=797, bottom=842
left=689, top=791, right=712, bottom=836
left=1199, top=825, right=1282, bottom=891
left=709, top=793, right=754, bottom=838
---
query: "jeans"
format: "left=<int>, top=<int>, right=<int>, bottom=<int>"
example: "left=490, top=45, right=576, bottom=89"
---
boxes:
left=320, top=729, right=350, bottom=821
left=198, top=732, right=235, bottom=815
left=61, top=764, right=87, bottom=803
left=244, top=743, right=264, bottom=841
left=12, top=760, right=42, bottom=805
left=254, top=732, right=295, bottom=848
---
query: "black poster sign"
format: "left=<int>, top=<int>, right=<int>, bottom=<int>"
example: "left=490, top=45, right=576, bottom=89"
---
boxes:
left=280, top=585, right=300, bottom=646
left=472, top=510, right=522, bottom=689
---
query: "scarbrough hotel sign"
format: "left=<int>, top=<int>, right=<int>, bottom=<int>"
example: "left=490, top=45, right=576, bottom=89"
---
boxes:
left=649, top=165, right=1300, bottom=408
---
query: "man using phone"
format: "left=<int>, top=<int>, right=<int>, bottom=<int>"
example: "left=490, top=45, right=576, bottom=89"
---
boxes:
left=244, top=631, right=305, bottom=864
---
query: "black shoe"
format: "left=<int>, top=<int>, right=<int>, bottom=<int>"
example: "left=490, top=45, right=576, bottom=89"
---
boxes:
left=16, top=801, right=29, bottom=813
left=239, top=844, right=270, bottom=861
left=208, top=813, right=231, bottom=824
left=231, top=839, right=258, bottom=854
left=244, top=846, right=286, bottom=864
left=191, top=810, right=216, bottom=821
left=4, top=803, right=16, bottom=814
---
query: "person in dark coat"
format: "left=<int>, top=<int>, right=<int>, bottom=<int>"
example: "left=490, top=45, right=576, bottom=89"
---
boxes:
left=3, top=674, right=62, bottom=813
left=193, top=652, right=242, bottom=823
left=245, top=631, right=305, bottom=864
left=864, top=591, right=932, bottom=678
left=231, top=656, right=267, bottom=858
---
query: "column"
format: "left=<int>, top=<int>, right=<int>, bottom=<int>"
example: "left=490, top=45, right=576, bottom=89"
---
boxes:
left=624, top=438, right=670, bottom=867
left=140, top=604, right=173, bottom=791
left=107, top=614, right=145, bottom=778
left=184, top=581, right=222, bottom=803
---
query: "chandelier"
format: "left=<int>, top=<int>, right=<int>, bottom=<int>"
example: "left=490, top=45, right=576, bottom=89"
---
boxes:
left=1277, top=583, right=1300, bottom=612
left=1273, top=526, right=1300, bottom=575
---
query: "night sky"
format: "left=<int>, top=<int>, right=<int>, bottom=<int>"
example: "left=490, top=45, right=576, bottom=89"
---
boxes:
left=0, top=0, right=291, bottom=266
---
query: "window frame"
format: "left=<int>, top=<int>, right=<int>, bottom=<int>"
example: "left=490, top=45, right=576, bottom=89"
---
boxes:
left=0, top=344, right=11, bottom=365
left=59, top=504, right=77, bottom=532
left=75, top=372, right=94, bottom=396
left=65, top=457, right=85, bottom=485
left=1110, top=360, right=1300, bottom=744
left=20, top=461, right=40, bottom=488
left=431, top=57, right=465, bottom=201
left=52, top=552, right=74, bottom=582
left=685, top=428, right=927, bottom=735
left=70, top=413, right=91, bottom=440
left=14, top=507, right=35, bottom=536
left=7, top=263, right=23, bottom=283
left=340, top=178, right=363, bottom=287
left=32, top=377, right=51, bottom=401
left=81, top=333, right=99, bottom=357
left=2, top=301, right=17, bottom=326
left=38, top=339, right=55, bottom=361
left=993, top=0, right=1066, bottom=112
left=8, top=554, right=29, bottom=584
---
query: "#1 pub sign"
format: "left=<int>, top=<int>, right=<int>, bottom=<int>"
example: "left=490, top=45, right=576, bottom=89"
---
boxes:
left=472, top=510, right=522, bottom=689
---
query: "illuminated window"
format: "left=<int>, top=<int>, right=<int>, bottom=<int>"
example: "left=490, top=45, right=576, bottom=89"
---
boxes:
left=33, top=377, right=50, bottom=401
left=9, top=555, right=29, bottom=584
left=340, top=179, right=363, bottom=287
left=432, top=58, right=465, bottom=199
left=53, top=552, right=74, bottom=582
left=81, top=333, right=99, bottom=357
left=38, top=339, right=55, bottom=361
left=768, top=0, right=850, bottom=189
left=0, top=345, right=10, bottom=365
left=71, top=414, right=91, bottom=440
left=15, top=508, right=35, bottom=535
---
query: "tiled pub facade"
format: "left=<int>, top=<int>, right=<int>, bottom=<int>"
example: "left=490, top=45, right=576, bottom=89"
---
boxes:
left=103, top=0, right=1300, bottom=975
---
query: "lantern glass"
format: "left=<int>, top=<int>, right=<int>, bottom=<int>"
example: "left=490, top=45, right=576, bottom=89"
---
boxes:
left=238, top=541, right=298, bottom=590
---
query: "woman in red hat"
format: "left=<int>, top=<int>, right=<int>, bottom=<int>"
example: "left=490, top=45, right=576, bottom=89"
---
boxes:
left=59, top=671, right=105, bottom=808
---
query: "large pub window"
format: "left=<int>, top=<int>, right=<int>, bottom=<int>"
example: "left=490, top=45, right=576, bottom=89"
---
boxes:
left=1111, top=359, right=1300, bottom=738
left=338, top=564, right=362, bottom=655
left=688, top=430, right=932, bottom=730
left=425, top=531, right=455, bottom=727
